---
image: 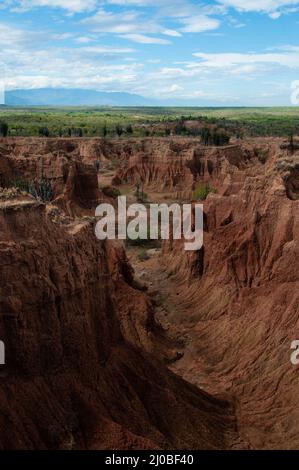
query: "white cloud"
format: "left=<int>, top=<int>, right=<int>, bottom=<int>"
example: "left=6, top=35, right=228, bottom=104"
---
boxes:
left=218, top=0, right=299, bottom=15
left=51, top=32, right=73, bottom=40
left=81, top=8, right=144, bottom=34
left=0, top=21, right=140, bottom=91
left=106, top=0, right=169, bottom=5
left=106, top=0, right=150, bottom=4
left=269, top=11, right=282, bottom=17
left=120, top=34, right=171, bottom=44
left=162, top=29, right=182, bottom=37
left=192, top=49, right=299, bottom=69
left=82, top=6, right=220, bottom=38
left=2, top=0, right=298, bottom=105
left=0, top=22, right=44, bottom=46
left=11, top=0, right=97, bottom=13
left=74, top=36, right=94, bottom=43
left=79, top=45, right=135, bottom=53
left=179, top=15, right=221, bottom=33
left=169, top=84, right=182, bottom=92
left=227, top=15, right=246, bottom=27
left=10, top=0, right=299, bottom=18
left=145, top=46, right=299, bottom=91
left=2, top=44, right=142, bottom=90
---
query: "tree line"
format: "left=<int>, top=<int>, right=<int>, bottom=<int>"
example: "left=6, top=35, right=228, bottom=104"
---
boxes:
left=38, top=123, right=134, bottom=138
left=0, top=121, right=8, bottom=137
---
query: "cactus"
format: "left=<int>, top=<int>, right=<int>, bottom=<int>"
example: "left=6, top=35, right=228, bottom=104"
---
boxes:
left=29, top=178, right=54, bottom=202
left=8, top=178, right=53, bottom=202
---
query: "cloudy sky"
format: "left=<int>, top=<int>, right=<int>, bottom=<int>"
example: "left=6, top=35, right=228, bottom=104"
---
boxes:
left=0, top=0, right=299, bottom=105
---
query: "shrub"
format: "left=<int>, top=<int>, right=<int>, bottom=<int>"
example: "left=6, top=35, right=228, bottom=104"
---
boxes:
left=135, top=190, right=148, bottom=203
left=29, top=178, right=54, bottom=202
left=126, top=124, right=133, bottom=135
left=125, top=226, right=160, bottom=249
left=174, top=119, right=187, bottom=135
left=106, top=159, right=119, bottom=170
left=257, top=150, right=269, bottom=164
left=8, top=178, right=54, bottom=202
left=138, top=248, right=150, bottom=262
left=200, top=127, right=230, bottom=146
left=74, top=128, right=83, bottom=137
left=193, top=183, right=216, bottom=201
left=115, top=124, right=124, bottom=137
left=0, top=121, right=9, bottom=137
left=39, top=127, right=50, bottom=137
left=10, top=179, right=30, bottom=193
left=94, top=160, right=100, bottom=172
left=102, top=186, right=121, bottom=199
left=134, top=182, right=148, bottom=202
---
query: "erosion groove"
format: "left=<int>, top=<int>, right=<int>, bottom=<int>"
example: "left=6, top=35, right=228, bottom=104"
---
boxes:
left=0, top=136, right=298, bottom=450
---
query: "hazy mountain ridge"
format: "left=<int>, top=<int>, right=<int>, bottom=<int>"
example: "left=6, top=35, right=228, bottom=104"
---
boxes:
left=3, top=88, right=237, bottom=107
left=5, top=88, right=156, bottom=107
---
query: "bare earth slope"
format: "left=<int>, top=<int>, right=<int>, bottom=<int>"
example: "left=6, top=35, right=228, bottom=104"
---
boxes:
left=0, top=136, right=298, bottom=449
left=132, top=138, right=299, bottom=449
left=0, top=139, right=242, bottom=450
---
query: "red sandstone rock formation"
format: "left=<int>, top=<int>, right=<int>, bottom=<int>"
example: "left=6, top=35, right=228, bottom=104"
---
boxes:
left=111, top=137, right=281, bottom=195
left=0, top=136, right=279, bottom=196
left=162, top=145, right=299, bottom=449
left=0, top=192, right=241, bottom=450
left=1, top=136, right=297, bottom=450
left=0, top=138, right=101, bottom=216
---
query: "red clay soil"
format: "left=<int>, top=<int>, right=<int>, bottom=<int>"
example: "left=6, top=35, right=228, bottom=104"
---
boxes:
left=0, top=194, right=245, bottom=450
left=0, top=136, right=298, bottom=449
left=156, top=142, right=299, bottom=449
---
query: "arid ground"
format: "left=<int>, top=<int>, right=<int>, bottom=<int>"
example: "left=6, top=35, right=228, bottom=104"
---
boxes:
left=0, top=136, right=298, bottom=449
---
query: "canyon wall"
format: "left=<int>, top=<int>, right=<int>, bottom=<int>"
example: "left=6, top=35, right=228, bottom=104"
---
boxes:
left=162, top=146, right=299, bottom=449
left=0, top=139, right=243, bottom=450
left=112, top=138, right=280, bottom=194
left=0, top=136, right=297, bottom=449
left=1, top=137, right=274, bottom=195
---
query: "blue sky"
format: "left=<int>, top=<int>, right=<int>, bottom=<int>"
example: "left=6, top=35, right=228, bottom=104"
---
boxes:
left=1, top=0, right=299, bottom=105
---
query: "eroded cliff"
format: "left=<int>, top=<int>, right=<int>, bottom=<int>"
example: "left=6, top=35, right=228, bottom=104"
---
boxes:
left=160, top=145, right=299, bottom=449
left=0, top=136, right=298, bottom=450
left=0, top=161, right=241, bottom=449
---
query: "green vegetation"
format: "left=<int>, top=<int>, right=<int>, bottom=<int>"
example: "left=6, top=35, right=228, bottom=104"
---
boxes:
left=0, top=107, right=156, bottom=137
left=106, top=159, right=120, bottom=171
left=138, top=248, right=150, bottom=262
left=125, top=236, right=159, bottom=249
left=200, top=127, right=230, bottom=146
left=0, top=121, right=8, bottom=137
left=8, top=178, right=54, bottom=202
left=134, top=182, right=148, bottom=203
left=101, top=186, right=121, bottom=199
left=30, top=178, right=54, bottom=202
left=9, top=178, right=30, bottom=193
left=1, top=106, right=299, bottom=138
left=193, top=183, right=217, bottom=201
left=125, top=226, right=160, bottom=249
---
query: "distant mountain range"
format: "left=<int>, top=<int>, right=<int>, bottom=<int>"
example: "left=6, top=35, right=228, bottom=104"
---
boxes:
left=4, top=88, right=156, bottom=107
left=2, top=88, right=258, bottom=107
